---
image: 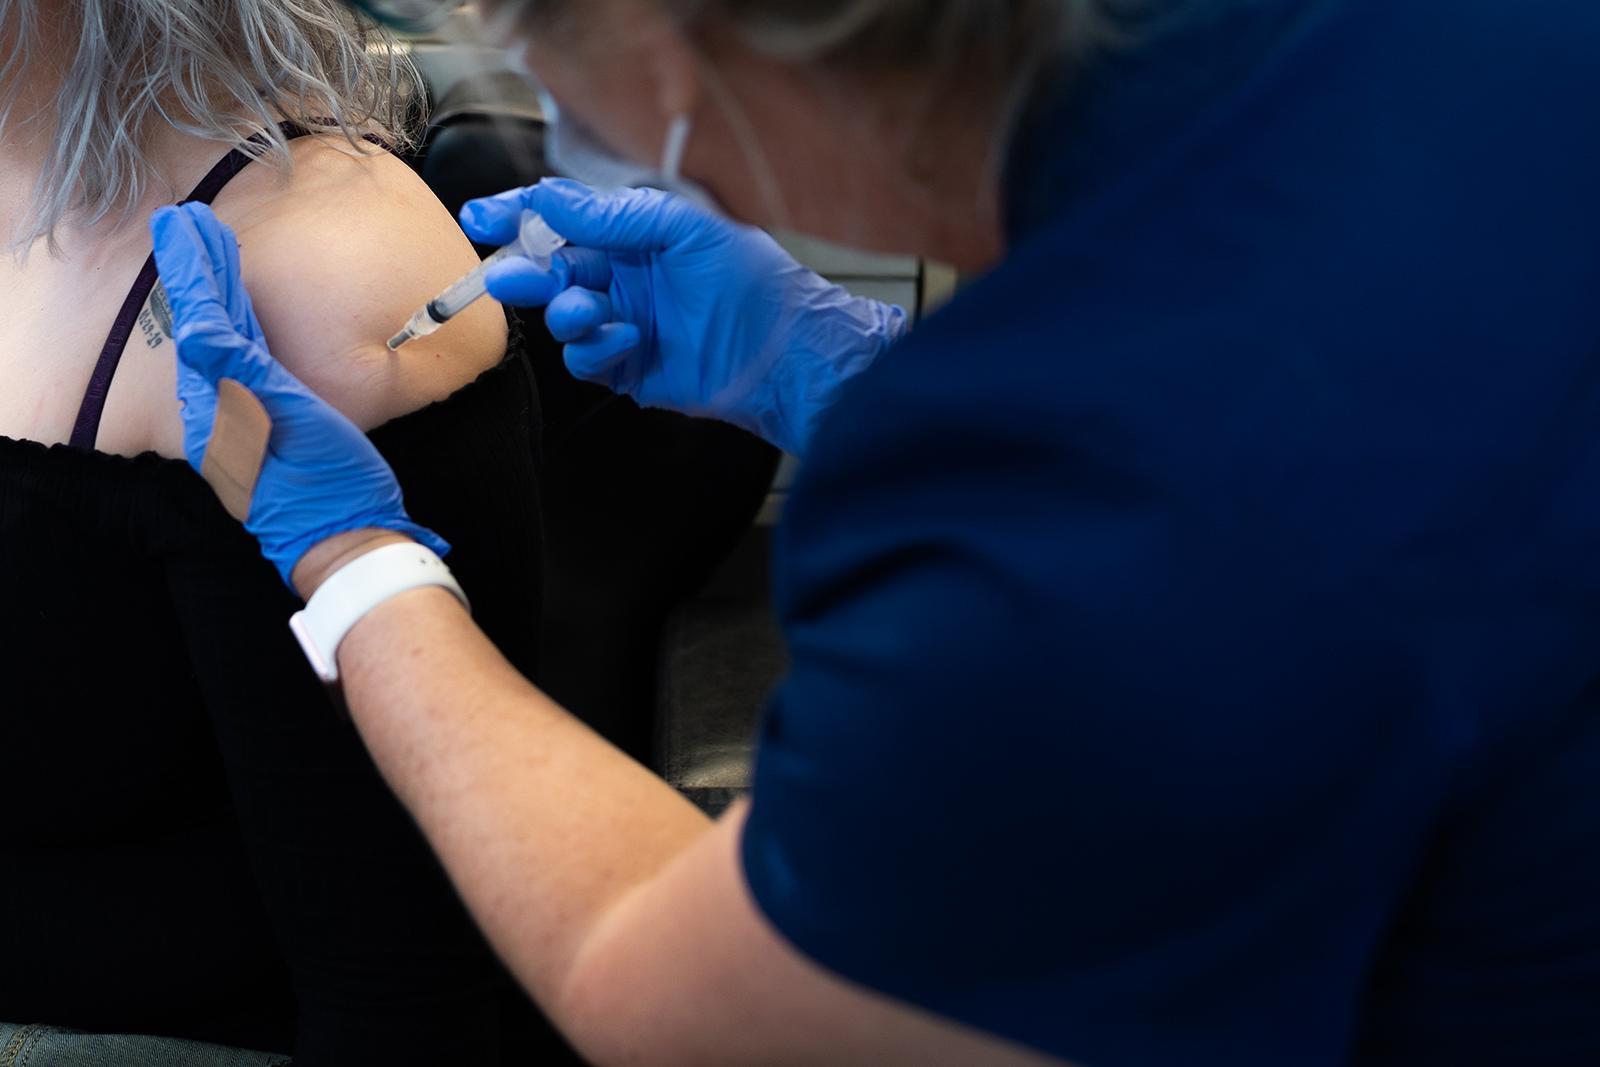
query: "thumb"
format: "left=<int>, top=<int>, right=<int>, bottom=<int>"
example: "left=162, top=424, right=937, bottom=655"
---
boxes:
left=526, top=179, right=705, bottom=254
left=484, top=255, right=565, bottom=308
left=459, top=186, right=531, bottom=246
left=175, top=354, right=221, bottom=439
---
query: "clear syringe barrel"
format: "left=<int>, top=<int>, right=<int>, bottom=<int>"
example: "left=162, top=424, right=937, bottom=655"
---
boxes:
left=388, top=211, right=565, bottom=350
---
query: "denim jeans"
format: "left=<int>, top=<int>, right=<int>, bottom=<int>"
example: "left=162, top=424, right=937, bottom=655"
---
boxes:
left=0, top=1023, right=288, bottom=1067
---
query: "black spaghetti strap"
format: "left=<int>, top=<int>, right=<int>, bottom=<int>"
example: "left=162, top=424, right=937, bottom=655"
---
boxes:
left=67, top=256, right=166, bottom=451
left=68, top=123, right=321, bottom=451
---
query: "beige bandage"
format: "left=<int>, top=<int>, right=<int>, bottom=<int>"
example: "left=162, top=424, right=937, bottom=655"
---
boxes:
left=200, top=379, right=272, bottom=523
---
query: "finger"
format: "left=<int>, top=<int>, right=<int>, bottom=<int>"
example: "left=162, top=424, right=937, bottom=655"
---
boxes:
left=189, top=205, right=253, bottom=328
left=525, top=179, right=704, bottom=253
left=564, top=322, right=642, bottom=383
left=152, top=205, right=228, bottom=324
left=545, top=287, right=613, bottom=343
left=484, top=256, right=564, bottom=308
left=459, top=187, right=533, bottom=245
left=557, top=246, right=614, bottom=291
left=151, top=206, right=261, bottom=380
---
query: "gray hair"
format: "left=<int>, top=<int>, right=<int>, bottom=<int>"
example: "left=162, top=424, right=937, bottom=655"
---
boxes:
left=494, top=0, right=1103, bottom=179
left=0, top=0, right=423, bottom=251
left=499, top=0, right=1101, bottom=75
left=680, top=0, right=1099, bottom=71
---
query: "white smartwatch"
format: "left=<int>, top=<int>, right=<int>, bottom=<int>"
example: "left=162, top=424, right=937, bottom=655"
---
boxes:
left=289, top=542, right=470, bottom=685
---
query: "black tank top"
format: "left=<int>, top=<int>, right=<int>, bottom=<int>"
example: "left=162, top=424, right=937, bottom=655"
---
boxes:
left=0, top=130, right=570, bottom=1063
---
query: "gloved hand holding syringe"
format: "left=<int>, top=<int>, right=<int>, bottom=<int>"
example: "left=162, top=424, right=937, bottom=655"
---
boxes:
left=147, top=181, right=907, bottom=592
left=387, top=210, right=566, bottom=351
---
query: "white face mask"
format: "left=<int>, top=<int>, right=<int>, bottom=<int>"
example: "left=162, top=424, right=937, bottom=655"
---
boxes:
left=505, top=41, right=722, bottom=212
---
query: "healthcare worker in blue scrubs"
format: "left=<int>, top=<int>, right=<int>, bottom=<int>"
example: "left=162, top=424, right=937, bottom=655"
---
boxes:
left=149, top=0, right=1600, bottom=1062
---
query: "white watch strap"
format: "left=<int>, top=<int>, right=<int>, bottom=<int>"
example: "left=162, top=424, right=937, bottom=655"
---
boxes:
left=289, top=542, right=469, bottom=685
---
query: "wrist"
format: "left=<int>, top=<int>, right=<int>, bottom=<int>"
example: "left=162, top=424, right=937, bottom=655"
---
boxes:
left=289, top=541, right=470, bottom=685
left=293, top=529, right=416, bottom=600
left=767, top=297, right=906, bottom=457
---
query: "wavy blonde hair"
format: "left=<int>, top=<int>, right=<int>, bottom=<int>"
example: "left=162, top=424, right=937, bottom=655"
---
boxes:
left=0, top=0, right=423, bottom=251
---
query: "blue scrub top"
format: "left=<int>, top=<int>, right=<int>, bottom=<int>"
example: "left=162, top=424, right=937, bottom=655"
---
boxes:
left=740, top=0, right=1600, bottom=1063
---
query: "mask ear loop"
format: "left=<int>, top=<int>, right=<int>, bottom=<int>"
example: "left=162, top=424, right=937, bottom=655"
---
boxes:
left=659, top=113, right=691, bottom=182
left=661, top=114, right=693, bottom=183
left=693, top=57, right=793, bottom=232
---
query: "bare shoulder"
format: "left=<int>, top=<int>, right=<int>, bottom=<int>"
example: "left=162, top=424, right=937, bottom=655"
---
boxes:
left=215, top=134, right=508, bottom=430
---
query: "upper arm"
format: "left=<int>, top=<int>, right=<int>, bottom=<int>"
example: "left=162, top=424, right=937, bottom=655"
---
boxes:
left=224, top=136, right=508, bottom=431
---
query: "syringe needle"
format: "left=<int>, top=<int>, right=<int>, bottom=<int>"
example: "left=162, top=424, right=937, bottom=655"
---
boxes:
left=387, top=306, right=445, bottom=351
left=385, top=210, right=565, bottom=354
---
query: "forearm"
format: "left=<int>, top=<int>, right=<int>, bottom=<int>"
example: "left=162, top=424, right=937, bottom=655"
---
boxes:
left=333, top=581, right=713, bottom=1013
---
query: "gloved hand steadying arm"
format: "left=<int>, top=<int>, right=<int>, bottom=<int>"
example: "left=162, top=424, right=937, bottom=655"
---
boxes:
left=461, top=179, right=908, bottom=458
left=150, top=202, right=447, bottom=588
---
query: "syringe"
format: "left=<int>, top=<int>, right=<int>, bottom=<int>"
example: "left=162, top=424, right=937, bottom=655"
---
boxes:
left=387, top=210, right=566, bottom=351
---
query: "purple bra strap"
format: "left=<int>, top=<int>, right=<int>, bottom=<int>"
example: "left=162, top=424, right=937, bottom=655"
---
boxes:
left=67, top=123, right=326, bottom=451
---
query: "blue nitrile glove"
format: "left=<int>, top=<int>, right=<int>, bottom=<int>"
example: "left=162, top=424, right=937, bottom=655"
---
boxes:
left=460, top=179, right=908, bottom=457
left=150, top=202, right=448, bottom=587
